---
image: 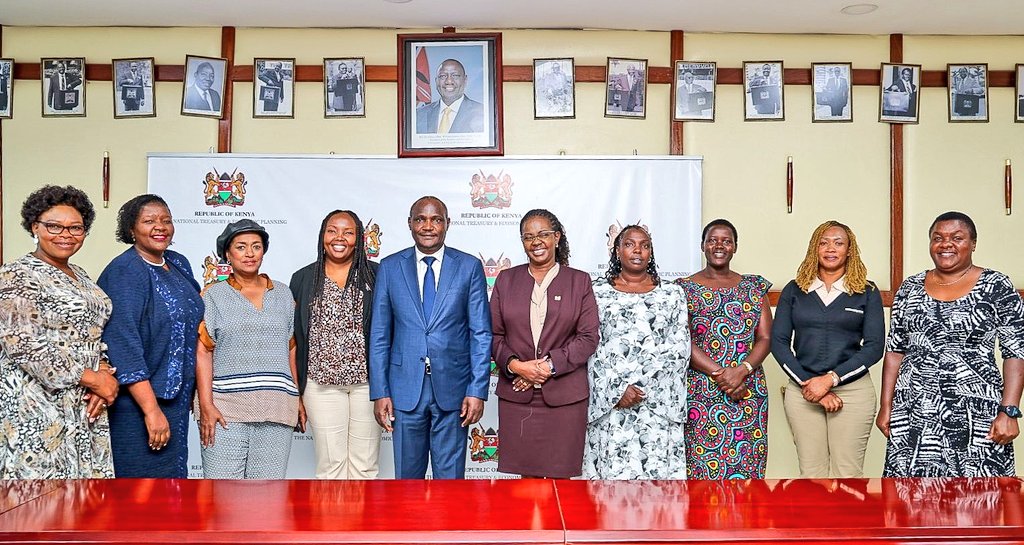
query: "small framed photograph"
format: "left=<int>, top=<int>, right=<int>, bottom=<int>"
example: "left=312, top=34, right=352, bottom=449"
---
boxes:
left=948, top=63, right=988, bottom=122
left=181, top=55, right=228, bottom=119
left=112, top=57, right=155, bottom=118
left=811, top=63, right=852, bottom=122
left=398, top=33, right=503, bottom=158
left=42, top=57, right=86, bottom=117
left=673, top=61, right=716, bottom=121
left=1016, top=64, right=1024, bottom=123
left=533, top=58, right=575, bottom=119
left=0, top=58, right=12, bottom=119
left=324, top=58, right=365, bottom=118
left=743, top=61, right=784, bottom=121
left=605, top=57, right=647, bottom=119
left=254, top=58, right=294, bottom=118
left=879, top=63, right=920, bottom=124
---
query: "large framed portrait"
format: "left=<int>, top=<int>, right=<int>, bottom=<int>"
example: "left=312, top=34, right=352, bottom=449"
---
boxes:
left=533, top=58, right=574, bottom=119
left=948, top=63, right=988, bottom=122
left=181, top=55, right=228, bottom=119
left=41, top=57, right=86, bottom=117
left=0, top=58, right=12, bottom=119
left=879, top=63, right=920, bottom=124
left=253, top=58, right=294, bottom=118
left=398, top=33, right=503, bottom=158
left=605, top=57, right=647, bottom=119
left=324, top=58, right=365, bottom=118
left=673, top=61, right=716, bottom=121
left=811, top=63, right=852, bottom=122
left=112, top=57, right=155, bottom=119
left=743, top=61, right=784, bottom=121
left=1016, top=64, right=1024, bottom=123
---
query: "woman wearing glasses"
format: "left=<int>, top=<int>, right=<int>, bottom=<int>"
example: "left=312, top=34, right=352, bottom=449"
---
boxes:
left=0, top=185, right=119, bottom=479
left=490, top=209, right=600, bottom=478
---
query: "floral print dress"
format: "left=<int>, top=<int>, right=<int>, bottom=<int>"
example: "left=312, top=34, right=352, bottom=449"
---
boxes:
left=583, top=281, right=690, bottom=479
left=0, top=254, right=114, bottom=479
left=677, top=275, right=771, bottom=479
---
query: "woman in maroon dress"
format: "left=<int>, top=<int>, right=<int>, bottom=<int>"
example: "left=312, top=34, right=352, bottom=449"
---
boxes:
left=489, top=209, right=600, bottom=478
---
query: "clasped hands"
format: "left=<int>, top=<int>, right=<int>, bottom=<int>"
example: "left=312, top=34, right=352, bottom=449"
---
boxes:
left=711, top=365, right=750, bottom=402
left=801, top=374, right=843, bottom=413
left=509, top=358, right=552, bottom=392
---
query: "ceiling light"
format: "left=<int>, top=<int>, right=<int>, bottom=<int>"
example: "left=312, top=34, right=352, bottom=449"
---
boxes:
left=840, top=4, right=878, bottom=15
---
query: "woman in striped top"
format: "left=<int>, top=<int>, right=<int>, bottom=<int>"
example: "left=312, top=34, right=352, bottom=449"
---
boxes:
left=195, top=219, right=304, bottom=479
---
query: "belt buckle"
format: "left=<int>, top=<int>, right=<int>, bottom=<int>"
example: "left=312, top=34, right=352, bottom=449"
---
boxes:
left=425, top=357, right=431, bottom=375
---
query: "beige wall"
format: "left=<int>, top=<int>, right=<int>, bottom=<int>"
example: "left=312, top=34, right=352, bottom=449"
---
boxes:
left=3, top=27, right=1022, bottom=478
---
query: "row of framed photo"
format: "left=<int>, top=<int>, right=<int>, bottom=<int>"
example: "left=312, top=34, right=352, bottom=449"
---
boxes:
left=2, top=56, right=1024, bottom=125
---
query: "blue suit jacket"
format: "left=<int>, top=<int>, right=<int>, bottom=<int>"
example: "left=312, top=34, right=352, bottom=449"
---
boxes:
left=369, top=246, right=492, bottom=412
left=415, top=96, right=485, bottom=134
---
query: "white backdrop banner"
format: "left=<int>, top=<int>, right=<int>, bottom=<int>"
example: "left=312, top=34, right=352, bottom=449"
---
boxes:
left=147, top=153, right=702, bottom=479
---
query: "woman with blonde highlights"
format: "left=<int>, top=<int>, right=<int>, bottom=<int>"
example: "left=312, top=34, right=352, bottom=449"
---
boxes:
left=771, top=220, right=884, bottom=478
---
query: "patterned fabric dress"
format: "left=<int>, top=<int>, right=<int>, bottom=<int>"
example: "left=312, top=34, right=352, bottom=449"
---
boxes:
left=583, top=281, right=690, bottom=479
left=0, top=254, right=114, bottom=479
left=677, top=274, right=771, bottom=479
left=884, top=269, right=1024, bottom=477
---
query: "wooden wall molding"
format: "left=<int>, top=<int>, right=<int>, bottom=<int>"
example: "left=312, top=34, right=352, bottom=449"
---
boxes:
left=218, top=27, right=235, bottom=153
left=669, top=30, right=684, bottom=155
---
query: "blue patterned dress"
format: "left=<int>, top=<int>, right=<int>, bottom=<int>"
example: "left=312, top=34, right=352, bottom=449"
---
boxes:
left=677, top=275, right=771, bottom=479
left=99, top=249, right=203, bottom=478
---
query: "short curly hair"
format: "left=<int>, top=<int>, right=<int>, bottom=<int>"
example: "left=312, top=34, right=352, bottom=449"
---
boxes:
left=20, top=185, right=97, bottom=234
left=115, top=194, right=170, bottom=244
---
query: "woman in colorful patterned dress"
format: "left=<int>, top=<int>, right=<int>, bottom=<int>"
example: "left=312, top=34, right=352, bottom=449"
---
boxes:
left=99, top=194, right=204, bottom=478
left=0, top=185, right=119, bottom=479
left=677, top=219, right=773, bottom=479
left=878, top=211, right=1024, bottom=477
left=584, top=225, right=690, bottom=479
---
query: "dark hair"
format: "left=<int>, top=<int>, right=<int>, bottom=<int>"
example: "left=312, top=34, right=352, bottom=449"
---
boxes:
left=409, top=195, right=448, bottom=219
left=520, top=208, right=571, bottom=267
left=701, top=218, right=738, bottom=244
left=929, top=211, right=977, bottom=241
left=20, top=185, right=96, bottom=234
left=115, top=194, right=169, bottom=244
left=311, top=210, right=376, bottom=316
left=605, top=225, right=660, bottom=286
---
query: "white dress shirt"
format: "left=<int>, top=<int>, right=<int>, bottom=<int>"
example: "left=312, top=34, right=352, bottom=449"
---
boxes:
left=415, top=245, right=445, bottom=300
left=808, top=275, right=848, bottom=306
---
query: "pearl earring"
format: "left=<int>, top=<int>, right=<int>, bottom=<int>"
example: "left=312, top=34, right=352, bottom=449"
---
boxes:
left=32, top=234, right=38, bottom=244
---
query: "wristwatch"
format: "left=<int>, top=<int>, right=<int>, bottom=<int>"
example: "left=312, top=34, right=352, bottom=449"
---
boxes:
left=998, top=405, right=1022, bottom=418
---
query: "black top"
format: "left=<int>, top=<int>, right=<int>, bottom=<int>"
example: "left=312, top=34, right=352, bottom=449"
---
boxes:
left=289, top=260, right=378, bottom=394
left=770, top=279, right=885, bottom=386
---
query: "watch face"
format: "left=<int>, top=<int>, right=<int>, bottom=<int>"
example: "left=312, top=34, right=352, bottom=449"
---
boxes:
left=1003, top=405, right=1022, bottom=418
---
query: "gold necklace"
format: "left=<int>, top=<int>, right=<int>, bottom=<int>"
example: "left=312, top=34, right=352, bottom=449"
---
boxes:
left=933, top=266, right=973, bottom=286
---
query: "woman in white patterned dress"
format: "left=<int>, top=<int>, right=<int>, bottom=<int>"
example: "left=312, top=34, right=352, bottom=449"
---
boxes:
left=583, top=225, right=690, bottom=479
left=0, top=185, right=119, bottom=479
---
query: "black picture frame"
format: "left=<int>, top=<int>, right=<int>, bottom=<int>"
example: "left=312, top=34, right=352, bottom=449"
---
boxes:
left=398, top=32, right=503, bottom=158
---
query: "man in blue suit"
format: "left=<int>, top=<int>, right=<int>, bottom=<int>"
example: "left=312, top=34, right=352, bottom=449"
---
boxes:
left=370, top=196, right=492, bottom=479
left=415, top=59, right=485, bottom=134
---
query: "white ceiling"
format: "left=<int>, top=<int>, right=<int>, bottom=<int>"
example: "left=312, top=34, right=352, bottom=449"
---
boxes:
left=0, top=0, right=1022, bottom=35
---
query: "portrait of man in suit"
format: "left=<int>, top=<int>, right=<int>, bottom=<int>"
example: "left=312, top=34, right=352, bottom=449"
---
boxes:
left=415, top=58, right=485, bottom=134
left=812, top=64, right=851, bottom=121
left=745, top=62, right=783, bottom=118
left=880, top=64, right=920, bottom=123
left=369, top=196, right=492, bottom=479
left=181, top=56, right=226, bottom=117
left=113, top=58, right=154, bottom=117
left=43, top=59, right=84, bottom=116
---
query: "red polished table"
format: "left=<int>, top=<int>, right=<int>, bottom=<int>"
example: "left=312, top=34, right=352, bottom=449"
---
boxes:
left=0, top=478, right=1022, bottom=544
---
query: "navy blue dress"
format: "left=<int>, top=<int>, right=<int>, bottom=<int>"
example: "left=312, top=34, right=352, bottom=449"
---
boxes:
left=99, top=249, right=203, bottom=478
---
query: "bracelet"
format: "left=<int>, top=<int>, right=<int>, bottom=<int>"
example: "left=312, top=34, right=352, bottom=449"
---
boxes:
left=827, top=370, right=840, bottom=387
left=742, top=361, right=754, bottom=374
